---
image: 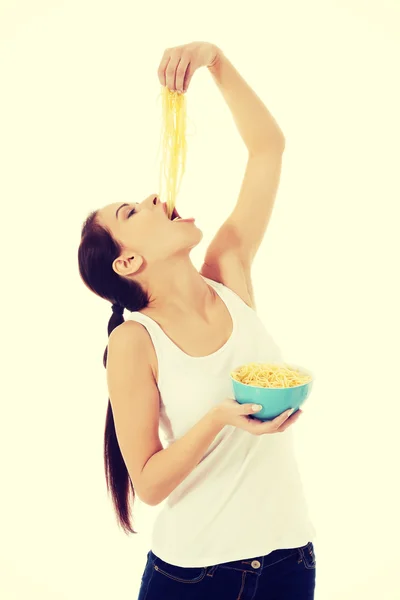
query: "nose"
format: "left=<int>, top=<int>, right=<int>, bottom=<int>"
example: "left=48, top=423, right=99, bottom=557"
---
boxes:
left=135, top=194, right=159, bottom=212
left=149, top=194, right=159, bottom=207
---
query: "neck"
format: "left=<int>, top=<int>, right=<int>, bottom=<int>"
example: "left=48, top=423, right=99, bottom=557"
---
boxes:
left=139, top=256, right=213, bottom=317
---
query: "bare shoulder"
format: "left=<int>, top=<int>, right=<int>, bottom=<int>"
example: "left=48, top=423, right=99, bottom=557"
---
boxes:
left=109, top=319, right=151, bottom=350
left=200, top=251, right=255, bottom=310
left=109, top=319, right=158, bottom=383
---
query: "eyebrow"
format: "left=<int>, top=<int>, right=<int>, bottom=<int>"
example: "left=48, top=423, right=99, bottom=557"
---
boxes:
left=115, top=203, right=129, bottom=219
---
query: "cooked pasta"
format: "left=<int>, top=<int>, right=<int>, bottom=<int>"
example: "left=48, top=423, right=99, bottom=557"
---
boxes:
left=231, top=362, right=312, bottom=388
left=158, top=86, right=188, bottom=219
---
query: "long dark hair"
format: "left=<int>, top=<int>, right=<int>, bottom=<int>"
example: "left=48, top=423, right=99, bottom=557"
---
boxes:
left=78, top=209, right=149, bottom=535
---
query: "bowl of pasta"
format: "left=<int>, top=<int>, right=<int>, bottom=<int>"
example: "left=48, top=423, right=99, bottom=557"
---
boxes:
left=230, top=362, right=314, bottom=421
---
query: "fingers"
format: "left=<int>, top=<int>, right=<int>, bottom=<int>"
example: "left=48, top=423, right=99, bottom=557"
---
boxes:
left=276, top=409, right=303, bottom=433
left=182, top=61, right=195, bottom=93
left=175, top=57, right=191, bottom=92
left=157, top=50, right=171, bottom=87
left=246, top=408, right=301, bottom=435
left=273, top=408, right=295, bottom=425
left=241, top=403, right=263, bottom=415
left=165, top=56, right=184, bottom=91
left=158, top=49, right=191, bottom=92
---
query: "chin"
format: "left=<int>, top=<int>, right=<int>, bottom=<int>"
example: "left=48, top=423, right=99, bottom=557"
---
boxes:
left=192, top=226, right=203, bottom=242
left=182, top=228, right=203, bottom=252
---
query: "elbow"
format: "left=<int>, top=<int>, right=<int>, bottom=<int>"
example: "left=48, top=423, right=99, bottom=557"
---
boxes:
left=249, top=135, right=285, bottom=158
left=135, top=464, right=167, bottom=506
left=143, top=495, right=163, bottom=507
left=273, top=130, right=286, bottom=150
left=145, top=497, right=162, bottom=507
left=137, top=485, right=163, bottom=507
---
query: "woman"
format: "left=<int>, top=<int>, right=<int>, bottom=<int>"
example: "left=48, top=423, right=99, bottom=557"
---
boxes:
left=78, top=42, right=316, bottom=600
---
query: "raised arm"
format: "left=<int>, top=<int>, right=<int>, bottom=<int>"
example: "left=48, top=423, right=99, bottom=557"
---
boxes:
left=206, top=49, right=285, bottom=263
left=202, top=50, right=285, bottom=303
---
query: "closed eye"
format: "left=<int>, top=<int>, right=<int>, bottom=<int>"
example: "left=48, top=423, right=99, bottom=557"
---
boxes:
left=128, top=207, right=137, bottom=218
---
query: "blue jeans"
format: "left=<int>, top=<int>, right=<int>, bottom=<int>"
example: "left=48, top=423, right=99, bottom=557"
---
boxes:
left=138, top=541, right=316, bottom=599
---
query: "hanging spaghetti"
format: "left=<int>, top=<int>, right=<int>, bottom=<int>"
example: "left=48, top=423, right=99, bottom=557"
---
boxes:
left=158, top=87, right=188, bottom=219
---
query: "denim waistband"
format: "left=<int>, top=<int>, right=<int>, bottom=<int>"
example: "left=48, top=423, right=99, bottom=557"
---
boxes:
left=149, top=541, right=314, bottom=577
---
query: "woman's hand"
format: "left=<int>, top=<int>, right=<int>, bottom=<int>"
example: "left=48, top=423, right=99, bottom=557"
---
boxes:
left=210, top=397, right=303, bottom=435
left=157, top=41, right=220, bottom=93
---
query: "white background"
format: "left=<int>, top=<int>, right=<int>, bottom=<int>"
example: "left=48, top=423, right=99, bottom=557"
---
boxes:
left=1, top=1, right=399, bottom=599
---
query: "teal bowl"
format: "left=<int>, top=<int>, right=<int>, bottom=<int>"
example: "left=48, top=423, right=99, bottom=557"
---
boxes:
left=230, top=363, right=314, bottom=421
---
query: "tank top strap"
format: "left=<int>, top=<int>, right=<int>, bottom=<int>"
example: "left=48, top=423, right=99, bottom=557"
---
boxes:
left=126, top=310, right=171, bottom=353
left=201, top=275, right=251, bottom=313
left=204, top=276, right=285, bottom=363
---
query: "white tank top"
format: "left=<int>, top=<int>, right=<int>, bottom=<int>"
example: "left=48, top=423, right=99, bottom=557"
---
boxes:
left=127, top=276, right=316, bottom=568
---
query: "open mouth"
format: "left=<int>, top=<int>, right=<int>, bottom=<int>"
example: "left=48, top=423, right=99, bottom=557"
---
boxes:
left=164, top=203, right=194, bottom=222
left=171, top=207, right=181, bottom=221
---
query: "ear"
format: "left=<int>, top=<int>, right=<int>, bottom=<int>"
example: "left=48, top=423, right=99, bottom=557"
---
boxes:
left=113, top=253, right=144, bottom=277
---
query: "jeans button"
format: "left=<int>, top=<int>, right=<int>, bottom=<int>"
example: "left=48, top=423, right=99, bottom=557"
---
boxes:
left=251, top=560, right=261, bottom=569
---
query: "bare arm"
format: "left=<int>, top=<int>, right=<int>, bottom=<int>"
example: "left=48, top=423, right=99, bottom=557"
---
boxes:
left=140, top=410, right=223, bottom=505
left=201, top=49, right=285, bottom=290
left=207, top=49, right=285, bottom=155
left=107, top=321, right=224, bottom=506
left=204, top=150, right=283, bottom=269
